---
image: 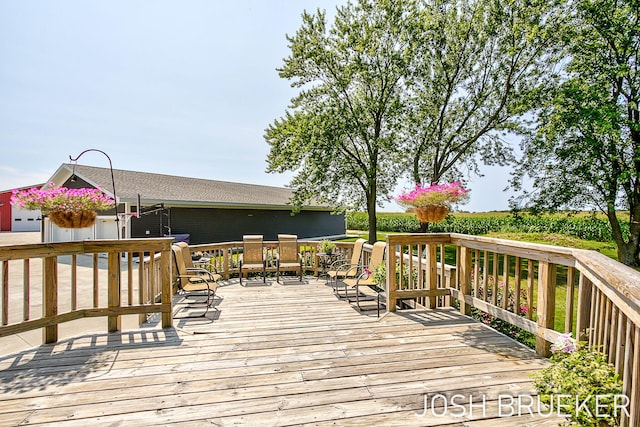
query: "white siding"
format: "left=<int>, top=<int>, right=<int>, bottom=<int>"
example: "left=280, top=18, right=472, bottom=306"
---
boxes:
left=44, top=215, right=120, bottom=242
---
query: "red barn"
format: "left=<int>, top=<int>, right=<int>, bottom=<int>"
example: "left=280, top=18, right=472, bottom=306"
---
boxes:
left=0, top=184, right=44, bottom=232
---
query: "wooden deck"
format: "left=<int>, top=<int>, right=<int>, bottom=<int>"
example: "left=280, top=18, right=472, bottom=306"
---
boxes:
left=0, top=277, right=562, bottom=426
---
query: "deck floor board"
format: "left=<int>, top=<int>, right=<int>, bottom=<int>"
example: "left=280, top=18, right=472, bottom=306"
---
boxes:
left=0, top=278, right=562, bottom=426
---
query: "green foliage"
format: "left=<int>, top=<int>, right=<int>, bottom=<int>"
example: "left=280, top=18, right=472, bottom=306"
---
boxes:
left=348, top=212, right=420, bottom=233
left=346, top=212, right=629, bottom=243
left=372, top=262, right=386, bottom=286
left=405, top=0, right=564, bottom=185
left=318, top=239, right=336, bottom=254
left=266, top=0, right=564, bottom=244
left=534, top=349, right=624, bottom=426
left=371, top=262, right=417, bottom=289
left=265, top=0, right=414, bottom=243
left=512, top=0, right=640, bottom=265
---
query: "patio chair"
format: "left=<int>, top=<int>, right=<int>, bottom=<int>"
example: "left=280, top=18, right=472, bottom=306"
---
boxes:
left=239, top=235, right=266, bottom=285
left=176, top=241, right=214, bottom=270
left=327, top=238, right=366, bottom=297
left=276, top=234, right=303, bottom=283
left=342, top=241, right=387, bottom=317
left=172, top=244, right=219, bottom=317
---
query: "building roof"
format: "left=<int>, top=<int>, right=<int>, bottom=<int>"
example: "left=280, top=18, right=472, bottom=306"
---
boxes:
left=49, top=164, right=324, bottom=210
left=0, top=183, right=45, bottom=194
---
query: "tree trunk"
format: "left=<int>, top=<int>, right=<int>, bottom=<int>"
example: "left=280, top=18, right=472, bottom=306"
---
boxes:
left=419, top=222, right=429, bottom=233
left=616, top=242, right=639, bottom=266
left=367, top=198, right=377, bottom=244
left=607, top=205, right=640, bottom=266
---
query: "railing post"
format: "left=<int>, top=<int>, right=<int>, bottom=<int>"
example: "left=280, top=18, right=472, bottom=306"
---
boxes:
left=107, top=252, right=121, bottom=333
left=93, top=254, right=99, bottom=308
left=576, top=273, right=593, bottom=343
left=2, top=261, right=8, bottom=326
left=138, top=256, right=146, bottom=326
left=43, top=256, right=58, bottom=343
left=459, top=247, right=472, bottom=316
left=514, top=257, right=521, bottom=315
left=536, top=261, right=556, bottom=356
left=160, top=245, right=173, bottom=328
left=23, top=260, right=31, bottom=321
left=623, top=325, right=639, bottom=427
left=223, top=245, right=231, bottom=280
left=425, top=244, right=437, bottom=309
left=564, top=267, right=575, bottom=333
left=386, top=238, right=397, bottom=312
left=127, top=252, right=134, bottom=306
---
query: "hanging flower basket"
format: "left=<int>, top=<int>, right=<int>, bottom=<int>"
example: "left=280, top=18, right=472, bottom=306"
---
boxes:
left=48, top=210, right=98, bottom=228
left=11, top=183, right=114, bottom=229
left=414, top=205, right=449, bottom=223
left=395, top=182, right=469, bottom=223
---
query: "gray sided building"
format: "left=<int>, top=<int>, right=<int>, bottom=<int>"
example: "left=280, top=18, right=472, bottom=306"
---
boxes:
left=45, top=164, right=345, bottom=243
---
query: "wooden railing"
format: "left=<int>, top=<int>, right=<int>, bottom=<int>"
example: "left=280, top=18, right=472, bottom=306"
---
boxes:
left=2, top=234, right=637, bottom=423
left=190, top=240, right=356, bottom=279
left=0, top=238, right=173, bottom=344
left=386, top=233, right=640, bottom=426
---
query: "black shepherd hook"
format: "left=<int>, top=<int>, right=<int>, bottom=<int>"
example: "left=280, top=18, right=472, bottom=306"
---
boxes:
left=69, top=149, right=120, bottom=239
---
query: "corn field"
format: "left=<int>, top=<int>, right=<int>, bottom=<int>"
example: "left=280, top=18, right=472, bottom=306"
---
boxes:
left=346, top=212, right=628, bottom=242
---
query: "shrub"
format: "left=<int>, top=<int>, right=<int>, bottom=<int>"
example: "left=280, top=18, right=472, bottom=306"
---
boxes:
left=371, top=262, right=417, bottom=288
left=533, top=334, right=625, bottom=426
left=318, top=239, right=336, bottom=254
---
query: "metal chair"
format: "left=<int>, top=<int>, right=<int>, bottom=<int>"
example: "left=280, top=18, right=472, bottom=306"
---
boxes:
left=343, top=241, right=386, bottom=316
left=175, top=241, right=213, bottom=270
left=327, top=238, right=366, bottom=297
left=172, top=244, right=219, bottom=317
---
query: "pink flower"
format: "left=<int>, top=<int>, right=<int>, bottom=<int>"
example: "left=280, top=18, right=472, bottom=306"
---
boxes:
left=10, top=185, right=115, bottom=214
left=550, top=332, right=578, bottom=354
left=395, top=182, right=469, bottom=208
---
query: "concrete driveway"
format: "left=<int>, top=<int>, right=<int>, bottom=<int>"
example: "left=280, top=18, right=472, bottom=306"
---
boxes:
left=0, top=231, right=41, bottom=245
left=0, top=232, right=162, bottom=356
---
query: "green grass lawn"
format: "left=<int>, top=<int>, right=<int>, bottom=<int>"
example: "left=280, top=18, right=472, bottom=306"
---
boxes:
left=483, top=231, right=618, bottom=259
left=345, top=229, right=617, bottom=259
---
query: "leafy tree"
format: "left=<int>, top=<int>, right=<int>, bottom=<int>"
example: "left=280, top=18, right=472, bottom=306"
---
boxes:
left=406, top=0, right=564, bottom=188
left=265, top=0, right=414, bottom=243
left=512, top=0, right=640, bottom=265
left=266, top=0, right=562, bottom=239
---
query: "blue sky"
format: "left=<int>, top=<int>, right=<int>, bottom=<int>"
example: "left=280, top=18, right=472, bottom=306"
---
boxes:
left=0, top=0, right=514, bottom=212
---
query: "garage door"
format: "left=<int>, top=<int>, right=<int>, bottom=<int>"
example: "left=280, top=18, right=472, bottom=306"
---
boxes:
left=11, top=207, right=41, bottom=232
